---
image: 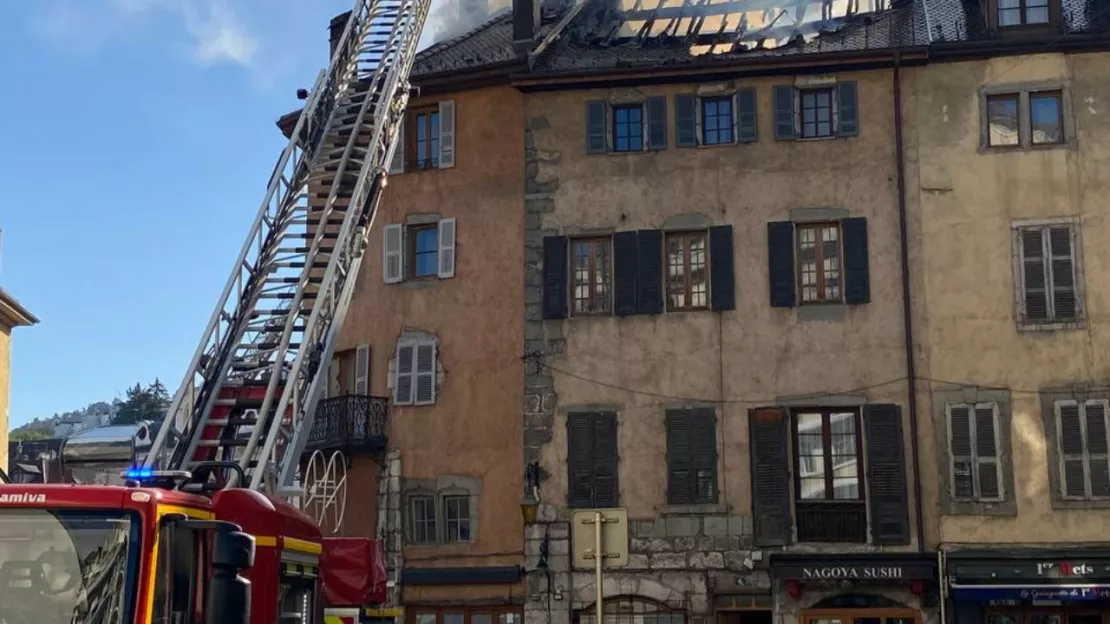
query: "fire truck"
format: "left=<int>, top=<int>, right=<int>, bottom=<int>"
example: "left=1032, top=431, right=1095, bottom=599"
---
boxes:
left=0, top=0, right=429, bottom=620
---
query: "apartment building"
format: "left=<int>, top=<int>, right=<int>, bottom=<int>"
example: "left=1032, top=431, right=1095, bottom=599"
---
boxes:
left=0, top=288, right=38, bottom=474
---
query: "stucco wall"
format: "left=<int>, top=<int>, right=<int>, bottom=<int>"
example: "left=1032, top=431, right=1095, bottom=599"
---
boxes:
left=909, top=52, right=1110, bottom=544
left=337, top=85, right=526, bottom=576
left=0, top=324, right=10, bottom=473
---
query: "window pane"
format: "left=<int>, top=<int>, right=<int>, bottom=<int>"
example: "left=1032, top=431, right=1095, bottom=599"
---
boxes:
left=614, top=105, right=643, bottom=152
left=702, top=97, right=733, bottom=145
left=987, top=96, right=1019, bottom=146
left=797, top=412, right=826, bottom=500
left=689, top=235, right=707, bottom=308
left=1030, top=93, right=1062, bottom=144
left=666, top=235, right=686, bottom=309
left=414, top=228, right=439, bottom=277
left=473, top=615, right=493, bottom=624
left=444, top=613, right=464, bottom=624
left=430, top=112, right=440, bottom=167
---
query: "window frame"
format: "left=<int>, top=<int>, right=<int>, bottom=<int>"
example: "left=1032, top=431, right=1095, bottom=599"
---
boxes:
left=664, top=230, right=710, bottom=312
left=980, top=83, right=1073, bottom=151
left=408, top=223, right=440, bottom=280
left=442, top=493, right=473, bottom=543
left=566, top=411, right=619, bottom=509
left=393, top=336, right=437, bottom=406
left=569, top=236, right=614, bottom=316
left=407, top=104, right=441, bottom=171
left=407, top=493, right=438, bottom=545
left=1054, top=399, right=1110, bottom=501
left=945, top=402, right=1005, bottom=503
left=699, top=95, right=735, bottom=146
left=991, top=0, right=1059, bottom=30
left=794, top=221, right=844, bottom=305
left=664, top=408, right=719, bottom=506
left=797, top=87, right=838, bottom=139
left=611, top=103, right=645, bottom=153
left=790, top=408, right=865, bottom=503
left=1011, top=217, right=1085, bottom=331
left=1029, top=90, right=1065, bottom=146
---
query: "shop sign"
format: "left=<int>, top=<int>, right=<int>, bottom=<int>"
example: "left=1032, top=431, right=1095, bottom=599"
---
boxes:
left=801, top=566, right=907, bottom=580
left=954, top=587, right=1110, bottom=602
left=1036, top=562, right=1095, bottom=576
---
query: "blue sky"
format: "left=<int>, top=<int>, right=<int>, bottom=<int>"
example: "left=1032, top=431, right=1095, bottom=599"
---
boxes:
left=1, top=0, right=438, bottom=427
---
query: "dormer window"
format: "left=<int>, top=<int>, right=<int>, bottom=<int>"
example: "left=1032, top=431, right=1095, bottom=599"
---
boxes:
left=995, top=0, right=1055, bottom=28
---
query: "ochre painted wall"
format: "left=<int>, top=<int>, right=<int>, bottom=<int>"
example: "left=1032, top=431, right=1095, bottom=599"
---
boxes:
left=0, top=324, right=10, bottom=472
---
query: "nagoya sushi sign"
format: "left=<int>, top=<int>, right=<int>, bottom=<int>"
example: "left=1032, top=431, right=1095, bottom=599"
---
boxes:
left=802, top=566, right=907, bottom=580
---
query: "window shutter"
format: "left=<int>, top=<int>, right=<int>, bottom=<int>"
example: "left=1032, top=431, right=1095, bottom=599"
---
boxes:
left=393, top=344, right=415, bottom=405
left=665, top=411, right=695, bottom=505
left=566, top=414, right=595, bottom=508
left=438, top=100, right=456, bottom=168
left=636, top=230, right=664, bottom=314
left=646, top=96, right=668, bottom=150
left=389, top=116, right=406, bottom=174
left=1048, top=225, right=1078, bottom=321
left=974, top=404, right=1003, bottom=500
left=749, top=407, right=791, bottom=545
left=383, top=223, right=404, bottom=284
left=613, top=231, right=639, bottom=316
left=773, top=85, right=796, bottom=140
left=1058, top=401, right=1086, bottom=498
left=1020, top=227, right=1049, bottom=322
left=542, top=236, right=569, bottom=319
left=592, top=412, right=619, bottom=507
left=836, top=81, right=859, bottom=137
left=437, top=217, right=457, bottom=279
left=864, top=404, right=910, bottom=545
left=767, top=221, right=796, bottom=308
left=355, top=344, right=370, bottom=395
left=674, top=94, right=697, bottom=148
left=736, top=88, right=758, bottom=142
left=947, top=405, right=974, bottom=500
left=692, top=408, right=718, bottom=503
left=709, top=225, right=735, bottom=312
left=842, top=217, right=871, bottom=304
left=1085, top=401, right=1110, bottom=497
left=586, top=100, right=608, bottom=154
left=414, top=341, right=437, bottom=405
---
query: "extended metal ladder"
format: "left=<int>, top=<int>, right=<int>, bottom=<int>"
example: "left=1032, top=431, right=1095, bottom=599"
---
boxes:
left=143, top=0, right=430, bottom=493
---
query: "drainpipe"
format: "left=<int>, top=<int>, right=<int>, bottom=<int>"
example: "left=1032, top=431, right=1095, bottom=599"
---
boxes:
left=893, top=51, right=925, bottom=553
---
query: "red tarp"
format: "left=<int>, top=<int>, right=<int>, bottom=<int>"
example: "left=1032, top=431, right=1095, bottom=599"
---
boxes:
left=321, top=537, right=388, bottom=607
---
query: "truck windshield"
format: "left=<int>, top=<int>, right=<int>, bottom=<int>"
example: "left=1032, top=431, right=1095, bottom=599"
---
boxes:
left=0, top=509, right=140, bottom=624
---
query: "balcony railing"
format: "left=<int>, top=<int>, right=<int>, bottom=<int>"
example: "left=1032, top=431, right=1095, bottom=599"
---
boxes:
left=305, top=394, right=389, bottom=455
left=795, top=501, right=868, bottom=543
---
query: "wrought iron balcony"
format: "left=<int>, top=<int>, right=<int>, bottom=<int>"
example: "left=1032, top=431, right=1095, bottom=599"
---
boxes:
left=795, top=501, right=868, bottom=543
left=305, top=394, right=389, bottom=455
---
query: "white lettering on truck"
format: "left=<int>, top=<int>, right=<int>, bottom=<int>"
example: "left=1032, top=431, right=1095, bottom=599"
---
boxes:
left=0, top=493, right=47, bottom=504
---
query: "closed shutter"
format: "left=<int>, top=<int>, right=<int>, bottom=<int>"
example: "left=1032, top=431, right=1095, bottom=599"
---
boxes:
left=1048, top=225, right=1078, bottom=321
left=750, top=407, right=791, bottom=545
left=438, top=100, right=456, bottom=168
left=438, top=218, right=457, bottom=279
left=709, top=225, right=735, bottom=311
left=666, top=411, right=694, bottom=504
left=586, top=100, right=608, bottom=154
left=836, top=81, right=859, bottom=137
left=1086, top=401, right=1110, bottom=497
left=636, top=230, right=664, bottom=314
left=974, top=404, right=1002, bottom=500
left=613, top=231, right=639, bottom=316
left=566, top=412, right=619, bottom=508
left=736, top=88, right=758, bottom=142
left=355, top=344, right=370, bottom=395
left=1020, top=227, right=1049, bottom=322
left=691, top=409, right=717, bottom=503
left=864, top=404, right=910, bottom=545
left=542, top=236, right=568, bottom=319
left=947, top=405, right=974, bottom=499
left=383, top=224, right=404, bottom=284
left=1057, top=400, right=1110, bottom=499
left=414, top=341, right=437, bottom=405
left=593, top=413, right=619, bottom=507
left=1059, top=401, right=1087, bottom=498
left=767, top=221, right=796, bottom=307
left=674, top=94, right=697, bottom=148
left=393, top=344, right=415, bottom=405
left=389, top=116, right=406, bottom=174
left=842, top=217, right=871, bottom=304
left=773, top=85, right=796, bottom=140
left=646, top=96, right=668, bottom=150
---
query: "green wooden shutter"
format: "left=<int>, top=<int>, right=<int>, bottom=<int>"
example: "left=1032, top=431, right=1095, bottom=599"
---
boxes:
left=836, top=81, right=859, bottom=137
left=646, top=96, right=668, bottom=150
left=773, top=85, right=796, bottom=140
left=750, top=407, right=791, bottom=545
left=674, top=94, right=697, bottom=148
left=613, top=231, right=639, bottom=316
left=709, top=225, right=735, bottom=311
left=736, top=88, right=758, bottom=142
left=542, top=236, right=568, bottom=319
left=842, top=217, right=870, bottom=304
left=586, top=100, right=608, bottom=154
left=864, top=404, right=910, bottom=545
left=767, top=221, right=796, bottom=307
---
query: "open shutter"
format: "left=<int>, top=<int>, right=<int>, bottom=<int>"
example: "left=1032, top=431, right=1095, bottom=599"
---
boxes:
left=646, top=96, right=668, bottom=150
left=692, top=409, right=718, bottom=503
left=864, top=404, right=910, bottom=545
left=767, top=221, right=796, bottom=307
left=355, top=344, right=370, bottom=395
left=542, top=236, right=568, bottom=319
left=709, top=225, right=735, bottom=311
left=736, top=88, right=758, bottom=142
left=586, top=100, right=608, bottom=154
left=836, top=81, right=859, bottom=137
left=438, top=218, right=457, bottom=279
left=674, top=94, right=697, bottom=148
left=613, top=231, right=639, bottom=316
left=842, top=217, right=871, bottom=304
left=750, top=407, right=791, bottom=545
left=636, top=229, right=663, bottom=314
left=947, top=405, right=974, bottom=500
left=438, top=100, right=456, bottom=168
left=393, top=344, right=415, bottom=405
left=974, top=404, right=1003, bottom=501
left=1020, top=227, right=1049, bottom=322
left=383, top=223, right=404, bottom=284
left=389, top=117, right=406, bottom=174
left=1048, top=225, right=1078, bottom=321
left=1058, top=401, right=1087, bottom=498
left=414, top=341, right=437, bottom=405
left=567, top=414, right=595, bottom=508
left=592, top=412, right=619, bottom=507
left=665, top=411, right=695, bottom=504
left=773, top=85, right=796, bottom=140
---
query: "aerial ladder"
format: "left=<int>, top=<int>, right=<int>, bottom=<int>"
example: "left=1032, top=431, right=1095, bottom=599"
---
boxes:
left=143, top=0, right=430, bottom=496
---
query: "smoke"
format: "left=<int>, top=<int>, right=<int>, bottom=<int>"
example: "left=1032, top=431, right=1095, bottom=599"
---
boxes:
left=419, top=0, right=512, bottom=49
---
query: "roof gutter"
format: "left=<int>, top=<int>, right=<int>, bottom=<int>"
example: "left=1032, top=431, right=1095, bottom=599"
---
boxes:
left=929, top=31, right=1110, bottom=60
left=0, top=289, right=38, bottom=327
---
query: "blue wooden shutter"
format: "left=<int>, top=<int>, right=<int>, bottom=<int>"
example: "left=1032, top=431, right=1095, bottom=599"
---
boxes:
left=646, top=96, right=668, bottom=150
left=767, top=221, right=796, bottom=308
left=709, top=225, right=735, bottom=311
left=674, top=94, right=697, bottom=148
left=750, top=407, right=791, bottom=546
left=773, top=85, right=796, bottom=140
left=842, top=217, right=870, bottom=304
left=837, top=81, right=859, bottom=137
left=865, top=404, right=910, bottom=545
left=542, top=236, right=568, bottom=319
left=736, top=88, right=758, bottom=142
left=613, top=231, right=639, bottom=316
left=636, top=229, right=663, bottom=314
left=586, top=100, right=607, bottom=154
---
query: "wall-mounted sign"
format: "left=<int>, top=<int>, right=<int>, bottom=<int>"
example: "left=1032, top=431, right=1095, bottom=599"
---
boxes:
left=802, top=567, right=907, bottom=580
left=771, top=555, right=937, bottom=583
left=1037, top=562, right=1095, bottom=577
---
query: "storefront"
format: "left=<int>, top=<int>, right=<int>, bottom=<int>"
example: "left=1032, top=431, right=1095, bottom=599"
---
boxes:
left=771, top=554, right=940, bottom=624
left=946, top=549, right=1110, bottom=624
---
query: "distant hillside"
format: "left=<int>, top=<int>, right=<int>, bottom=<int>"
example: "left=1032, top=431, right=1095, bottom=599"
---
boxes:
left=9, top=400, right=117, bottom=441
left=8, top=380, right=171, bottom=441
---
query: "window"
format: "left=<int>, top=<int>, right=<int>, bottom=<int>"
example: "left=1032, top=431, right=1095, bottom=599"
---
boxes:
left=792, top=409, right=866, bottom=543
left=796, top=222, right=842, bottom=304
left=409, top=495, right=437, bottom=544
left=1014, top=221, right=1082, bottom=327
left=566, top=412, right=619, bottom=508
left=394, top=337, right=437, bottom=406
left=997, top=0, right=1050, bottom=26
left=799, top=88, right=836, bottom=138
left=986, top=94, right=1020, bottom=147
left=982, top=87, right=1067, bottom=149
left=773, top=82, right=858, bottom=140
left=1030, top=91, right=1064, bottom=145
left=612, top=104, right=643, bottom=152
left=946, top=403, right=1004, bottom=502
left=571, top=238, right=613, bottom=315
left=665, top=231, right=708, bottom=310
left=1055, top=400, right=1110, bottom=500
left=409, top=106, right=440, bottom=170
left=665, top=409, right=717, bottom=505
left=701, top=96, right=734, bottom=145
left=577, top=597, right=685, bottom=624
left=382, top=218, right=456, bottom=283
left=390, top=100, right=455, bottom=174
left=443, top=495, right=472, bottom=542
left=411, top=225, right=439, bottom=278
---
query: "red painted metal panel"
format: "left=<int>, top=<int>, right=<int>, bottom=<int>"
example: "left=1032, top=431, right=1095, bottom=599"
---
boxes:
left=321, top=537, right=387, bottom=607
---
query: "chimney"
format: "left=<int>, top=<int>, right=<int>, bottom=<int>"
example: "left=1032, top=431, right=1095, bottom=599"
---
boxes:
left=329, top=11, right=353, bottom=58
left=513, top=0, right=541, bottom=53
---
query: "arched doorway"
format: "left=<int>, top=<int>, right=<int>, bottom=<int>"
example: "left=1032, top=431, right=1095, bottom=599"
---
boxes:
left=574, top=596, right=686, bottom=624
left=802, top=593, right=921, bottom=624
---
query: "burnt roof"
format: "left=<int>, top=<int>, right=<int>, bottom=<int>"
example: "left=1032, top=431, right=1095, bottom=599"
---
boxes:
left=411, top=8, right=563, bottom=76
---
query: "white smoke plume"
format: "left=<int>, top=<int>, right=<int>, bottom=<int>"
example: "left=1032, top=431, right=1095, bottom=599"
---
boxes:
left=419, top=0, right=512, bottom=49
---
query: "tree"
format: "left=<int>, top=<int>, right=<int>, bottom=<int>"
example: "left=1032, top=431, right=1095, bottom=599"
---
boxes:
left=112, top=379, right=171, bottom=425
left=10, top=427, right=51, bottom=442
